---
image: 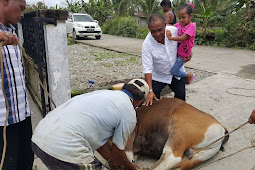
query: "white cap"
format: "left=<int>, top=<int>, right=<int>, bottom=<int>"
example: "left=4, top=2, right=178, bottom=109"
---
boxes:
left=128, top=79, right=149, bottom=98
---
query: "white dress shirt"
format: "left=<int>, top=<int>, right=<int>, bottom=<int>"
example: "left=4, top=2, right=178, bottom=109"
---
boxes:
left=142, top=26, right=185, bottom=84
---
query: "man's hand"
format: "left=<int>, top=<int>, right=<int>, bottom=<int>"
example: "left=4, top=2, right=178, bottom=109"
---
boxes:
left=166, top=30, right=172, bottom=40
left=110, top=143, right=136, bottom=169
left=248, top=109, right=255, bottom=124
left=145, top=92, right=158, bottom=106
left=0, top=31, right=19, bottom=46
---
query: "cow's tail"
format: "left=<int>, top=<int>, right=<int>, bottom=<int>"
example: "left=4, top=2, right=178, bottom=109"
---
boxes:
left=220, top=128, right=229, bottom=151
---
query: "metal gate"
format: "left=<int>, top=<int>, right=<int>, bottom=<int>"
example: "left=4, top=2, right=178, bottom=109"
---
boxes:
left=21, top=11, right=56, bottom=116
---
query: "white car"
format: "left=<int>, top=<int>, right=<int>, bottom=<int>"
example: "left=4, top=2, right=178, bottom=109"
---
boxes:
left=66, top=13, right=102, bottom=40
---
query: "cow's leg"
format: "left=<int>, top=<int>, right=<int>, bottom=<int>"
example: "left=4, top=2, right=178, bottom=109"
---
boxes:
left=151, top=139, right=186, bottom=170
left=179, top=145, right=221, bottom=170
left=179, top=124, right=225, bottom=170
left=125, top=132, right=136, bottom=162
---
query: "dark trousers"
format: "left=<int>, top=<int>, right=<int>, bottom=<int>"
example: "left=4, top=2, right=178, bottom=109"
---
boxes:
left=32, top=142, right=102, bottom=170
left=152, top=76, right=186, bottom=101
left=0, top=117, right=34, bottom=170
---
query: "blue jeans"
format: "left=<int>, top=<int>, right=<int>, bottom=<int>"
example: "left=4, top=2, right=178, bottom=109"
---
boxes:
left=171, top=57, right=187, bottom=77
left=152, top=77, right=186, bottom=101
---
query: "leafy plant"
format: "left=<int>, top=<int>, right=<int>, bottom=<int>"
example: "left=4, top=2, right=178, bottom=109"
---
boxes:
left=102, top=17, right=137, bottom=37
left=193, top=3, right=223, bottom=34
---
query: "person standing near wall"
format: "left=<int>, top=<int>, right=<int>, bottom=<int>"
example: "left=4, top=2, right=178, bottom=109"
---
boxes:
left=0, top=0, right=34, bottom=169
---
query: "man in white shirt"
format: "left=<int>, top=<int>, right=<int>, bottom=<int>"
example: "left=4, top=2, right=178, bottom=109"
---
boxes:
left=32, top=79, right=149, bottom=170
left=142, top=14, right=191, bottom=105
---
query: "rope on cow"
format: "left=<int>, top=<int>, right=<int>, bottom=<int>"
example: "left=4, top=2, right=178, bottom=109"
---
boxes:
left=175, top=121, right=249, bottom=168
left=197, top=131, right=255, bottom=169
left=226, top=87, right=255, bottom=98
left=197, top=145, right=255, bottom=169
left=188, top=121, right=249, bottom=160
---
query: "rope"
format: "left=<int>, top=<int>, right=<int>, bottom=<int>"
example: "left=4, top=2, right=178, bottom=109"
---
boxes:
left=198, top=132, right=255, bottom=169
left=17, top=43, right=56, bottom=108
left=197, top=145, right=255, bottom=169
left=175, top=121, right=249, bottom=168
left=0, top=34, right=56, bottom=170
left=226, top=87, right=255, bottom=98
left=0, top=41, right=10, bottom=170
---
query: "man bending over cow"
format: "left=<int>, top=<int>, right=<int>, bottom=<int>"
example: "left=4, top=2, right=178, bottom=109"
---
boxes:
left=32, top=79, right=149, bottom=170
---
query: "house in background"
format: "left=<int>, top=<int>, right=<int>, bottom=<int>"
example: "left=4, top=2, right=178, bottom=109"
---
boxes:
left=134, top=13, right=147, bottom=27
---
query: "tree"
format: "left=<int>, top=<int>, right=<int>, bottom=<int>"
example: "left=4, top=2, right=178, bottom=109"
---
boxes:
left=172, top=0, right=189, bottom=11
left=138, top=0, right=161, bottom=17
left=246, top=0, right=255, bottom=21
left=64, top=0, right=85, bottom=13
left=82, top=0, right=113, bottom=24
left=25, top=2, right=49, bottom=13
left=112, top=0, right=141, bottom=17
left=193, top=3, right=222, bottom=34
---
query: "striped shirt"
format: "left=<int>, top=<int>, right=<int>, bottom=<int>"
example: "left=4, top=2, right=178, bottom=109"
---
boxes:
left=0, top=23, right=31, bottom=126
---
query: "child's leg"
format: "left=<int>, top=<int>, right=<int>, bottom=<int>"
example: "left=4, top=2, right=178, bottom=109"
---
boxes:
left=170, top=57, right=187, bottom=77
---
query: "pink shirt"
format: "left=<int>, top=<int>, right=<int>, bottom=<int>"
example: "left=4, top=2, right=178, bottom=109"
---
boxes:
left=175, top=22, right=196, bottom=59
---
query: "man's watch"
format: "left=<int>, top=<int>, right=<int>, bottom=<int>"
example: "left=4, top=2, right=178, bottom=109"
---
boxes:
left=149, top=89, right=153, bottom=93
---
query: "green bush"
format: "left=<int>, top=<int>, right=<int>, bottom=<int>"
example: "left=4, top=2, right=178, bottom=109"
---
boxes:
left=102, top=14, right=255, bottom=50
left=116, top=17, right=137, bottom=37
left=135, top=27, right=150, bottom=39
left=223, top=9, right=255, bottom=50
left=214, top=29, right=227, bottom=46
left=102, top=17, right=137, bottom=37
left=195, top=30, right=206, bottom=45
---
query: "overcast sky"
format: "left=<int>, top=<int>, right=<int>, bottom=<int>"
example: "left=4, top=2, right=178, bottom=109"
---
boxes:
left=26, top=0, right=89, bottom=7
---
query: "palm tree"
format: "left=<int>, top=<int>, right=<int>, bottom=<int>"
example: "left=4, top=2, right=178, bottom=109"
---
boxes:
left=114, top=0, right=141, bottom=17
left=193, top=3, right=222, bottom=34
left=138, top=0, right=161, bottom=17
left=82, top=0, right=113, bottom=24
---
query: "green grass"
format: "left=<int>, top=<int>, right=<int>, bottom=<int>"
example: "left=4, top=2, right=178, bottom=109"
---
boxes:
left=101, top=63, right=112, bottom=67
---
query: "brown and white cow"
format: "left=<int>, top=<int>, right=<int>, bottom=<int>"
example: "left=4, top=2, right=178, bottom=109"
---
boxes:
left=125, top=98, right=229, bottom=170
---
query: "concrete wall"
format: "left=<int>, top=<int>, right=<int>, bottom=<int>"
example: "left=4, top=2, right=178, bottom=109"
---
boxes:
left=19, top=10, right=70, bottom=113
left=44, top=22, right=71, bottom=107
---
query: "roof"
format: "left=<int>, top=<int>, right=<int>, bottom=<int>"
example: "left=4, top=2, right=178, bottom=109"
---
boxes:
left=69, top=13, right=90, bottom=16
left=134, top=13, right=146, bottom=18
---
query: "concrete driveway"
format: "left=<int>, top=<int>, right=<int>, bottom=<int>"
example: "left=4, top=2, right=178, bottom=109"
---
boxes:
left=77, top=34, right=255, bottom=170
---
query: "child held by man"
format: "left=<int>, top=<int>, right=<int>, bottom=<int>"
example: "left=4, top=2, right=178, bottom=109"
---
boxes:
left=166, top=3, right=196, bottom=84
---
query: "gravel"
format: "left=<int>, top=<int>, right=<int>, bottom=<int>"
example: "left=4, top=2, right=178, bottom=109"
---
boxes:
left=68, top=43, right=215, bottom=94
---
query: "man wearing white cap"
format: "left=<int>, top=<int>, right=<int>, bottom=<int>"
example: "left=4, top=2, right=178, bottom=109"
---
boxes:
left=32, top=79, right=149, bottom=170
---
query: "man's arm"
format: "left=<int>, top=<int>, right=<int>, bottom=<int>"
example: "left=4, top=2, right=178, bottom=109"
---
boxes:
left=248, top=109, right=255, bottom=124
left=97, top=142, right=112, bottom=162
left=145, top=73, right=158, bottom=106
left=111, top=143, right=135, bottom=169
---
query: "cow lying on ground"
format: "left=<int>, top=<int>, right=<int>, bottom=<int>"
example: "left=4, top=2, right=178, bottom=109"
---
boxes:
left=124, top=98, right=229, bottom=170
